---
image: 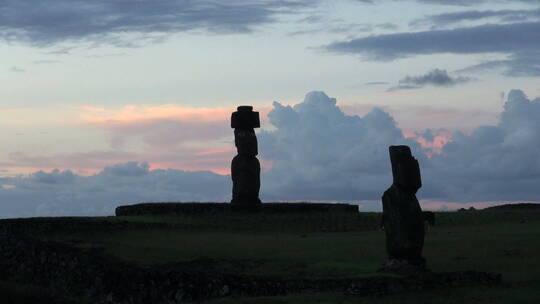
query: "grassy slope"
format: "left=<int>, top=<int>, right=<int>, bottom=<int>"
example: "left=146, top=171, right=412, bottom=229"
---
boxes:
left=0, top=281, right=80, bottom=304
left=23, top=210, right=540, bottom=303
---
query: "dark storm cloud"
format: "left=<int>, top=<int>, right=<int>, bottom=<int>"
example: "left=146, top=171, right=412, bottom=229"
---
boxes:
left=387, top=69, right=472, bottom=91
left=415, top=0, right=474, bottom=4
left=326, top=22, right=540, bottom=61
left=0, top=0, right=313, bottom=46
left=289, top=19, right=397, bottom=36
left=326, top=21, right=540, bottom=76
left=411, top=8, right=540, bottom=27
left=459, top=51, right=540, bottom=77
left=399, top=69, right=471, bottom=86
left=386, top=85, right=421, bottom=92
left=412, top=0, right=539, bottom=5
left=356, top=0, right=539, bottom=5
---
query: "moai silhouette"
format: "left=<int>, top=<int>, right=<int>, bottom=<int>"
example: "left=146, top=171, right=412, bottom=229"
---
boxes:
left=381, top=145, right=426, bottom=271
left=230, top=106, right=262, bottom=205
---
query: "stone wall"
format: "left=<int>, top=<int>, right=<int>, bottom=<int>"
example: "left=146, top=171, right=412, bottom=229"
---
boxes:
left=115, top=202, right=359, bottom=216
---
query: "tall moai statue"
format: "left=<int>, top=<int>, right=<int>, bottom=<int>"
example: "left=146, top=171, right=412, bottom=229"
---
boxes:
left=230, top=106, right=262, bottom=205
left=381, top=145, right=426, bottom=271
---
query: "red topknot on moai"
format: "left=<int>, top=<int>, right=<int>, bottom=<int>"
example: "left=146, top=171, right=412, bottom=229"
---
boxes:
left=230, top=106, right=262, bottom=205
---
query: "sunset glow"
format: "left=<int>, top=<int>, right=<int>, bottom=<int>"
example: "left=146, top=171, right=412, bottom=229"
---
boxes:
left=0, top=0, right=538, bottom=218
left=404, top=130, right=452, bottom=157
left=81, top=104, right=234, bottom=124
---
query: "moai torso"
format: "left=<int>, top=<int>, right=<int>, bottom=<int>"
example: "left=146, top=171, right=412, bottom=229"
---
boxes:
left=382, top=145, right=425, bottom=263
left=230, top=106, right=262, bottom=205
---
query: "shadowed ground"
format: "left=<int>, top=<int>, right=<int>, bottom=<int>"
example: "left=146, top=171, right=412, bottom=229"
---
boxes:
left=1, top=208, right=539, bottom=303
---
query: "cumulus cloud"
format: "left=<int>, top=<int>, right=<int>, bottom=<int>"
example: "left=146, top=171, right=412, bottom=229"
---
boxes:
left=425, top=90, right=540, bottom=201
left=0, top=162, right=229, bottom=218
left=378, top=105, right=497, bottom=133
left=405, top=129, right=452, bottom=157
left=1, top=90, right=540, bottom=218
left=0, top=0, right=313, bottom=47
left=259, top=91, right=421, bottom=201
left=259, top=90, right=540, bottom=204
left=387, top=69, right=472, bottom=91
left=32, top=169, right=76, bottom=184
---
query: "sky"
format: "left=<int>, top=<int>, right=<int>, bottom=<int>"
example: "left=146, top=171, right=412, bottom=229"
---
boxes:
left=1, top=0, right=540, bottom=217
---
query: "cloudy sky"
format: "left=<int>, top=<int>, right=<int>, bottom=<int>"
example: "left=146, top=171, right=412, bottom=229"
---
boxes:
left=1, top=0, right=539, bottom=217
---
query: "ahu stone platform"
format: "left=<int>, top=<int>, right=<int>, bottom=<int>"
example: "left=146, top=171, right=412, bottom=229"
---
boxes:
left=115, top=202, right=359, bottom=216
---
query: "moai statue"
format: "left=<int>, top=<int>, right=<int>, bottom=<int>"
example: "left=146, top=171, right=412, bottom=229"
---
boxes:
left=381, top=145, right=426, bottom=271
left=230, top=106, right=262, bottom=205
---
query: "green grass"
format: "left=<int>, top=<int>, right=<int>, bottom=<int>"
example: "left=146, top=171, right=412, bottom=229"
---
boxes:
left=0, top=281, right=81, bottom=304
left=32, top=210, right=540, bottom=303
left=46, top=228, right=385, bottom=278
left=206, top=283, right=540, bottom=304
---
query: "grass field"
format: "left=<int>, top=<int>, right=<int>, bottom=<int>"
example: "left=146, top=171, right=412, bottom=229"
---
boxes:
left=10, top=209, right=540, bottom=303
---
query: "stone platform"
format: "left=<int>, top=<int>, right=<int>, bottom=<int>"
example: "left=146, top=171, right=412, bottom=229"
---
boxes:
left=115, top=202, right=359, bottom=216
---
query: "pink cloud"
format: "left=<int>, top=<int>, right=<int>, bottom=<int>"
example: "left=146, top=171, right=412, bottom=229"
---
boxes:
left=194, top=148, right=235, bottom=156
left=81, top=104, right=233, bottom=124
left=76, top=104, right=272, bottom=174
left=81, top=104, right=272, bottom=126
left=404, top=130, right=452, bottom=157
left=147, top=147, right=235, bottom=174
left=0, top=147, right=236, bottom=176
left=0, top=104, right=271, bottom=176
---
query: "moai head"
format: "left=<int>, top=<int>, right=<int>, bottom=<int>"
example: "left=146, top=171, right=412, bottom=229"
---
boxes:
left=389, top=145, right=422, bottom=194
left=231, top=106, right=260, bottom=156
